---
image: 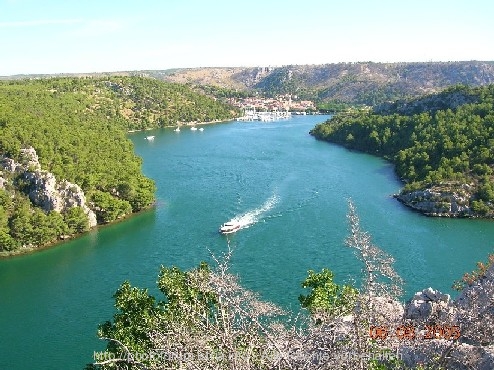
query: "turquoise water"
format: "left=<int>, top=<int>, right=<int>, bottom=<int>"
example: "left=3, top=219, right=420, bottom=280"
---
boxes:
left=1, top=115, right=493, bottom=369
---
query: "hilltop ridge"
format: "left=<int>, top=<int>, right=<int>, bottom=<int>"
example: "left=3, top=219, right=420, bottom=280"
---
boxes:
left=150, top=61, right=494, bottom=105
left=4, top=61, right=494, bottom=107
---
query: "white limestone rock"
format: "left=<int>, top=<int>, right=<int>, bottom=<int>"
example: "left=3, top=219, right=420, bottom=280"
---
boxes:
left=0, top=147, right=97, bottom=228
left=405, top=287, right=451, bottom=321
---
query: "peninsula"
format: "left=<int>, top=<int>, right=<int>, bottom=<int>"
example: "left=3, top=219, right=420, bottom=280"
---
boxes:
left=310, top=84, right=494, bottom=218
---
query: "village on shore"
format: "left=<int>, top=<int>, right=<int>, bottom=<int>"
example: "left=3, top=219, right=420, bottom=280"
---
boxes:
left=225, top=94, right=318, bottom=121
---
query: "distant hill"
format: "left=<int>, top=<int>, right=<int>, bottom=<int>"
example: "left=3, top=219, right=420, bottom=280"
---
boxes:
left=4, top=61, right=494, bottom=107
left=154, top=62, right=494, bottom=105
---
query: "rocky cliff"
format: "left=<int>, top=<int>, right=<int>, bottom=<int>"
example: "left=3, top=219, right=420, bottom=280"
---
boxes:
left=0, top=147, right=97, bottom=228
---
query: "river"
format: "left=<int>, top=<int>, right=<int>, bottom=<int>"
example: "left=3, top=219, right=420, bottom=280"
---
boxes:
left=1, top=115, right=493, bottom=369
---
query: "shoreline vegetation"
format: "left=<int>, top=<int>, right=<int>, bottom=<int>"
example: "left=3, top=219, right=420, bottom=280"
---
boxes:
left=0, top=76, right=239, bottom=257
left=126, top=118, right=230, bottom=133
left=310, top=84, right=494, bottom=218
left=0, top=204, right=156, bottom=259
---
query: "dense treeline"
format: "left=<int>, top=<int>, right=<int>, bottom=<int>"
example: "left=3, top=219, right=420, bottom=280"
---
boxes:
left=0, top=77, right=238, bottom=254
left=310, top=84, right=494, bottom=216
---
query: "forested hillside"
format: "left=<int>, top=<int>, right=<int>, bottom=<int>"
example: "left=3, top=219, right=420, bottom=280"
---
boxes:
left=101, top=76, right=239, bottom=130
left=0, top=77, right=239, bottom=255
left=310, top=84, right=494, bottom=217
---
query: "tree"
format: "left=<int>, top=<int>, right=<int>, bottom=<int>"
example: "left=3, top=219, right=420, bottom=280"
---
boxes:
left=92, top=249, right=289, bottom=370
left=299, top=268, right=357, bottom=318
left=345, top=199, right=403, bottom=300
left=0, top=230, right=17, bottom=251
left=90, top=191, right=132, bottom=224
left=8, top=203, right=35, bottom=246
left=63, top=207, right=89, bottom=234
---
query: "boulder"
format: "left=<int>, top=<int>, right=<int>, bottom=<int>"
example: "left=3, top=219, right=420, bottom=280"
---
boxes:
left=405, top=287, right=452, bottom=321
left=19, top=147, right=41, bottom=170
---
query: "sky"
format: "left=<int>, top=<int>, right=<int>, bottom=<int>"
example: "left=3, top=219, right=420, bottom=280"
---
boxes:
left=1, top=0, right=493, bottom=76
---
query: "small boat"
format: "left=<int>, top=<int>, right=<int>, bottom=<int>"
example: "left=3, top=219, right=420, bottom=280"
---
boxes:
left=174, top=127, right=180, bottom=132
left=190, top=126, right=198, bottom=131
left=145, top=135, right=155, bottom=140
left=198, top=127, right=204, bottom=131
left=219, top=221, right=241, bottom=234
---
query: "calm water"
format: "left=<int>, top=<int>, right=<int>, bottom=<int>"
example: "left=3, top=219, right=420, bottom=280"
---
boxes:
left=1, top=115, right=493, bottom=369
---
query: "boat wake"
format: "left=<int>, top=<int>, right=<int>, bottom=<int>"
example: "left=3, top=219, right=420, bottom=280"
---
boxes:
left=227, top=193, right=279, bottom=232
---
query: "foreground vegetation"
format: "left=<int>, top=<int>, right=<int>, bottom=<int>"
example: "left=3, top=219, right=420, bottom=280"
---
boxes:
left=0, top=77, right=239, bottom=254
left=310, top=84, right=494, bottom=217
left=89, top=201, right=494, bottom=369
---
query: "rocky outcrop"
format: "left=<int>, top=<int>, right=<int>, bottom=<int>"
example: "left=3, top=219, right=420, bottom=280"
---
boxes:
left=399, top=266, right=494, bottom=369
left=404, top=287, right=452, bottom=321
left=396, top=184, right=474, bottom=217
left=23, top=171, right=97, bottom=227
left=399, top=341, right=494, bottom=370
left=329, top=284, right=493, bottom=368
left=0, top=147, right=97, bottom=227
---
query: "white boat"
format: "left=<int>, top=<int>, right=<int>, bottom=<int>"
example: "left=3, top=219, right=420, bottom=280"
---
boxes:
left=219, top=221, right=241, bottom=234
left=174, top=127, right=180, bottom=132
left=198, top=127, right=204, bottom=131
left=190, top=126, right=198, bottom=131
left=145, top=135, right=155, bottom=140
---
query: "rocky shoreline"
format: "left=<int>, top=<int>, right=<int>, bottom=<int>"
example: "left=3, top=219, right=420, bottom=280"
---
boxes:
left=392, top=180, right=494, bottom=219
left=394, top=183, right=477, bottom=218
left=0, top=147, right=156, bottom=258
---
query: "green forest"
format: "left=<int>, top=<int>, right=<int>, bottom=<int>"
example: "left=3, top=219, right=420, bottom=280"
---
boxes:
left=0, top=77, right=239, bottom=255
left=310, top=84, right=494, bottom=217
